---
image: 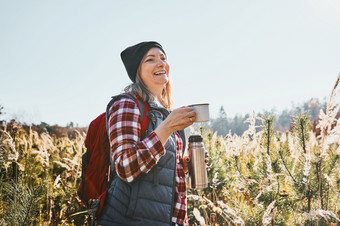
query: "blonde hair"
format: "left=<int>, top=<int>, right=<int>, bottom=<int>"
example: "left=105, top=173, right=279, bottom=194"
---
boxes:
left=124, top=72, right=173, bottom=110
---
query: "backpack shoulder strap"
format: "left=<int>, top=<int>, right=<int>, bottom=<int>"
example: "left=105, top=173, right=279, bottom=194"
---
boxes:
left=105, top=93, right=150, bottom=136
left=177, top=129, right=186, bottom=155
left=105, top=93, right=151, bottom=172
left=135, top=96, right=151, bottom=138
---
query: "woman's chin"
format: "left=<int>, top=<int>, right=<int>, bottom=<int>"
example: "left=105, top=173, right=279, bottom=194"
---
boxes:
left=153, top=76, right=168, bottom=85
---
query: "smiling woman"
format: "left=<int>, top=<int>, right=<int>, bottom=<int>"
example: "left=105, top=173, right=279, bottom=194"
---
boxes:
left=140, top=48, right=169, bottom=91
left=138, top=48, right=170, bottom=107
left=123, top=42, right=172, bottom=110
left=96, top=41, right=197, bottom=226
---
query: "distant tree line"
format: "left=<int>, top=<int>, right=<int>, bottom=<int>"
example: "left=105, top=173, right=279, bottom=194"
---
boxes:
left=209, top=98, right=329, bottom=136
left=1, top=120, right=87, bottom=139
left=0, top=98, right=334, bottom=138
left=0, top=104, right=87, bottom=139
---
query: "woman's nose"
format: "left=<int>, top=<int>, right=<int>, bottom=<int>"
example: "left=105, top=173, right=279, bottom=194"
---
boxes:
left=157, top=59, right=166, bottom=67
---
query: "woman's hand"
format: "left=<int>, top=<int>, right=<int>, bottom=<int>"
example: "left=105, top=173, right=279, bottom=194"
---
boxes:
left=154, top=106, right=196, bottom=145
left=164, top=106, right=196, bottom=131
left=182, top=156, right=190, bottom=174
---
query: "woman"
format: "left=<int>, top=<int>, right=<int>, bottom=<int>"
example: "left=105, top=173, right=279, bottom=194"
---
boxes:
left=97, top=41, right=196, bottom=225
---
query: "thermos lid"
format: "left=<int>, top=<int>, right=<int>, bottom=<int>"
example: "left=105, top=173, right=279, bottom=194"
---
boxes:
left=189, top=135, right=203, bottom=142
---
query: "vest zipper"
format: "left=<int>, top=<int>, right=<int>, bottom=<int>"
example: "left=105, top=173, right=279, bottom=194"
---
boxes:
left=169, top=133, right=177, bottom=224
left=148, top=106, right=175, bottom=224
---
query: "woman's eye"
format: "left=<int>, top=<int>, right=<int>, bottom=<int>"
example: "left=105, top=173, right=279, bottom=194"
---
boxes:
left=145, top=58, right=153, bottom=62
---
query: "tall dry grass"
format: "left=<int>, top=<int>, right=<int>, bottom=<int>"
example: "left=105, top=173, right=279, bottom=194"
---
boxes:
left=187, top=74, right=340, bottom=225
left=0, top=75, right=339, bottom=225
left=0, top=122, right=87, bottom=225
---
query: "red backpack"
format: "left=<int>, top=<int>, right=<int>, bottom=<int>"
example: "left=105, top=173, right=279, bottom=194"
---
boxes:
left=77, top=93, right=150, bottom=221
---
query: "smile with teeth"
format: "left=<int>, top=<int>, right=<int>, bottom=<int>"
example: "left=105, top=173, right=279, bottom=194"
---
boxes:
left=154, top=71, right=166, bottom=76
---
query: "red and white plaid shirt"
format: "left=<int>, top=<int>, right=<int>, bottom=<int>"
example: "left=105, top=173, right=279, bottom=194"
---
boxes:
left=108, top=97, right=187, bottom=225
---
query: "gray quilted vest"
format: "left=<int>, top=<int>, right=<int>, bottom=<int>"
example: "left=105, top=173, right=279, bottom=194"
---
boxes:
left=97, top=102, right=186, bottom=226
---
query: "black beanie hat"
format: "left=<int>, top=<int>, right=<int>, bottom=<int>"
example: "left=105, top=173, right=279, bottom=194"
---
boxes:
left=121, top=41, right=166, bottom=82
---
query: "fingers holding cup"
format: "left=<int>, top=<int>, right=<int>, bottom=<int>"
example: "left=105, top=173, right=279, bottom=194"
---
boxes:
left=188, top=103, right=209, bottom=122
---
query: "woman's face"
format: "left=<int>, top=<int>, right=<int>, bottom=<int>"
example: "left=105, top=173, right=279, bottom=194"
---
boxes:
left=139, top=47, right=170, bottom=91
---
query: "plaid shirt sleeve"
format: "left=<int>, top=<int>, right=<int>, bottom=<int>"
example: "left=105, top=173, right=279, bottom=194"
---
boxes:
left=108, top=97, right=165, bottom=183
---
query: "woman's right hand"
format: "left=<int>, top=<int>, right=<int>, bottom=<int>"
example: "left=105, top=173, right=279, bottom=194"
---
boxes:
left=164, top=106, right=196, bottom=131
left=154, top=106, right=196, bottom=145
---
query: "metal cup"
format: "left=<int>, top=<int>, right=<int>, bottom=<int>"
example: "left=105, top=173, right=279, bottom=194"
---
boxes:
left=188, top=104, right=210, bottom=122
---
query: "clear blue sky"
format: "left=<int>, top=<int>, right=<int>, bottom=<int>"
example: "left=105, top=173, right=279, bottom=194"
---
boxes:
left=1, top=0, right=340, bottom=126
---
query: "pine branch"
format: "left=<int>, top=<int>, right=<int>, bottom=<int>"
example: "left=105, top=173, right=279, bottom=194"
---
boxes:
left=278, top=149, right=298, bottom=185
left=335, top=191, right=340, bottom=214
left=276, top=175, right=280, bottom=198
left=267, top=120, right=271, bottom=155
left=317, top=159, right=323, bottom=209
left=327, top=155, right=339, bottom=176
left=234, top=156, right=246, bottom=181
left=307, top=184, right=312, bottom=213
left=293, top=114, right=310, bottom=154
left=3, top=178, right=40, bottom=225
left=299, top=119, right=306, bottom=154
left=22, top=185, right=34, bottom=226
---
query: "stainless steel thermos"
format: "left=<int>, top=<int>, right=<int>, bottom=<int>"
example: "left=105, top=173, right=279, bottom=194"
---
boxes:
left=187, top=135, right=208, bottom=189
